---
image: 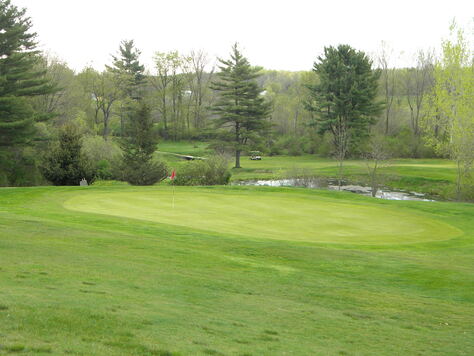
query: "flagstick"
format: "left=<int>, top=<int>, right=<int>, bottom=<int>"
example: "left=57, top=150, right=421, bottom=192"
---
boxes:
left=172, top=183, right=175, bottom=209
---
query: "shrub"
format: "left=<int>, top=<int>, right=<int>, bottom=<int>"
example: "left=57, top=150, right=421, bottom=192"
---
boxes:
left=81, top=135, right=122, bottom=180
left=173, top=155, right=231, bottom=186
left=118, top=158, right=168, bottom=186
left=267, top=135, right=313, bottom=156
left=40, top=125, right=96, bottom=185
left=119, top=102, right=167, bottom=185
left=0, top=147, right=47, bottom=186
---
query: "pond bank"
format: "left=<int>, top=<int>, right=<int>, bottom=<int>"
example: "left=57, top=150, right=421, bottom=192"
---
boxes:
left=232, top=178, right=435, bottom=201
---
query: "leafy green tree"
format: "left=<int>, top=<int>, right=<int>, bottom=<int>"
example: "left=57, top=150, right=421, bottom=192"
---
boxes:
left=119, top=101, right=167, bottom=185
left=79, top=67, right=120, bottom=140
left=40, top=124, right=96, bottom=185
left=211, top=44, right=271, bottom=168
left=30, top=55, right=85, bottom=126
left=306, top=44, right=382, bottom=185
left=423, top=22, right=474, bottom=199
left=151, top=51, right=191, bottom=140
left=0, top=0, right=55, bottom=151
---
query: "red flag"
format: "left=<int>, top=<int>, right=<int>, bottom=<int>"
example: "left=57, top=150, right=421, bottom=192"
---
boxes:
left=170, top=169, right=176, bottom=180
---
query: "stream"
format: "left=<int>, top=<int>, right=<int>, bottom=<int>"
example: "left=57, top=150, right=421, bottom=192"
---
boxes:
left=233, top=178, right=435, bottom=201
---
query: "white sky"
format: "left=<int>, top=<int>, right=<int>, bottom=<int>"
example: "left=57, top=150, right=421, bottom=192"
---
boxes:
left=12, top=0, right=474, bottom=72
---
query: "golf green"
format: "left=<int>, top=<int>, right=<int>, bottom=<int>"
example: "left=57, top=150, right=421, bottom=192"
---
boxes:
left=64, top=188, right=460, bottom=244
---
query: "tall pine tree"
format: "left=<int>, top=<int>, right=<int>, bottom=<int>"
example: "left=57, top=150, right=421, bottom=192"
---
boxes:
left=211, top=44, right=271, bottom=168
left=119, top=101, right=167, bottom=185
left=306, top=44, right=382, bottom=185
left=107, top=39, right=145, bottom=100
left=106, top=40, right=145, bottom=136
left=0, top=0, right=55, bottom=149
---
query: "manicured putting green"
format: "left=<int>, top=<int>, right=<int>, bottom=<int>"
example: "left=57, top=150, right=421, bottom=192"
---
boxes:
left=64, top=188, right=460, bottom=244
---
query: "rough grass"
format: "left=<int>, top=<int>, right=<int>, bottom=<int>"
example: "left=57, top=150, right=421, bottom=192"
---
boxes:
left=155, top=141, right=459, bottom=198
left=1, top=185, right=474, bottom=355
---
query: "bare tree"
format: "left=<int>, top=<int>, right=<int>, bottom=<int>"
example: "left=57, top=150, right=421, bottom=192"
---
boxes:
left=404, top=49, right=435, bottom=137
left=152, top=51, right=192, bottom=139
left=188, top=50, right=214, bottom=129
left=80, top=68, right=120, bottom=140
left=377, top=42, right=397, bottom=135
left=364, top=135, right=391, bottom=197
left=151, top=52, right=173, bottom=134
left=31, top=55, right=84, bottom=125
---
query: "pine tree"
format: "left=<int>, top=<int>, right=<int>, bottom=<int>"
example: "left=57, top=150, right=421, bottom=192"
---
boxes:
left=211, top=44, right=271, bottom=168
left=40, top=125, right=96, bottom=186
left=107, top=39, right=145, bottom=100
left=306, top=44, right=382, bottom=185
left=106, top=40, right=145, bottom=137
left=0, top=0, right=55, bottom=149
left=119, top=101, right=167, bottom=185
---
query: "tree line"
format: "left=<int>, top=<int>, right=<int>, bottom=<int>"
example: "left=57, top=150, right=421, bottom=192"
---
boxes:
left=0, top=1, right=473, bottom=198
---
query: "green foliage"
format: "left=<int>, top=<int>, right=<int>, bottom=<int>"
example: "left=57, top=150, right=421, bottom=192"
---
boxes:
left=306, top=45, right=383, bottom=157
left=211, top=43, right=272, bottom=168
left=0, top=146, right=46, bottom=186
left=30, top=56, right=86, bottom=125
left=107, top=40, right=145, bottom=100
left=423, top=22, right=474, bottom=199
left=119, top=101, right=167, bottom=185
left=81, top=135, right=122, bottom=180
left=267, top=135, right=314, bottom=156
left=40, top=124, right=96, bottom=185
left=118, top=158, right=167, bottom=186
left=78, top=68, right=121, bottom=140
left=172, top=156, right=231, bottom=186
left=0, top=0, right=56, bottom=149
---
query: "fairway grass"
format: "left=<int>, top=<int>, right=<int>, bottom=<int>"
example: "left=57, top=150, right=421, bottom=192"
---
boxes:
left=1, top=185, right=474, bottom=355
left=64, top=188, right=461, bottom=244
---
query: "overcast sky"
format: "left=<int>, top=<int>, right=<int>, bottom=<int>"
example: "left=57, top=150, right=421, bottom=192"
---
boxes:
left=13, top=0, right=474, bottom=72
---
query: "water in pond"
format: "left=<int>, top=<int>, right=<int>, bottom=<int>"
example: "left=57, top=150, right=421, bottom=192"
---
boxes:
left=233, top=178, right=434, bottom=201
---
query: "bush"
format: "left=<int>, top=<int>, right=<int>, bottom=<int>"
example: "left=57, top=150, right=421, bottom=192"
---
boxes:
left=81, top=135, right=122, bottom=180
left=385, top=128, right=439, bottom=158
left=267, top=135, right=315, bottom=156
left=173, top=155, right=231, bottom=186
left=118, top=158, right=168, bottom=186
left=40, top=125, right=96, bottom=185
left=118, top=102, right=166, bottom=186
left=0, top=147, right=47, bottom=186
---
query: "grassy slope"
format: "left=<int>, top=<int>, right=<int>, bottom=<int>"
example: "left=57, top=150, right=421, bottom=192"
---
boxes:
left=155, top=141, right=458, bottom=198
left=1, top=185, right=474, bottom=355
left=228, top=156, right=457, bottom=196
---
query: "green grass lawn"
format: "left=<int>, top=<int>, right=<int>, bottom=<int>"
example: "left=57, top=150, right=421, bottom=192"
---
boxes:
left=156, top=141, right=459, bottom=198
left=157, top=141, right=211, bottom=157
left=1, top=185, right=474, bottom=355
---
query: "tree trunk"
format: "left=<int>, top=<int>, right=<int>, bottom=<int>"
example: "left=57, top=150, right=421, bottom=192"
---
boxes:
left=103, top=118, right=109, bottom=141
left=456, top=159, right=462, bottom=201
left=235, top=122, right=241, bottom=168
left=337, top=157, right=343, bottom=190
left=235, top=149, right=241, bottom=169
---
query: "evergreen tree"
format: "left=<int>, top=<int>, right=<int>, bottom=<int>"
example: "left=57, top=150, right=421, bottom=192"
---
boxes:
left=211, top=44, right=271, bottom=168
left=40, top=125, right=96, bottom=186
left=0, top=0, right=55, bottom=149
left=306, top=44, right=382, bottom=185
left=119, top=101, right=167, bottom=185
left=106, top=40, right=146, bottom=136
left=107, top=39, right=145, bottom=100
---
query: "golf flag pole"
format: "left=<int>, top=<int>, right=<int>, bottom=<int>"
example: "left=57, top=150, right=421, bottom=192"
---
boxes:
left=170, top=169, right=176, bottom=208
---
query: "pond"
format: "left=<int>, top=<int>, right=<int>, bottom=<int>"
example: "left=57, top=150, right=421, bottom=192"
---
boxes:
left=233, top=178, right=435, bottom=201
